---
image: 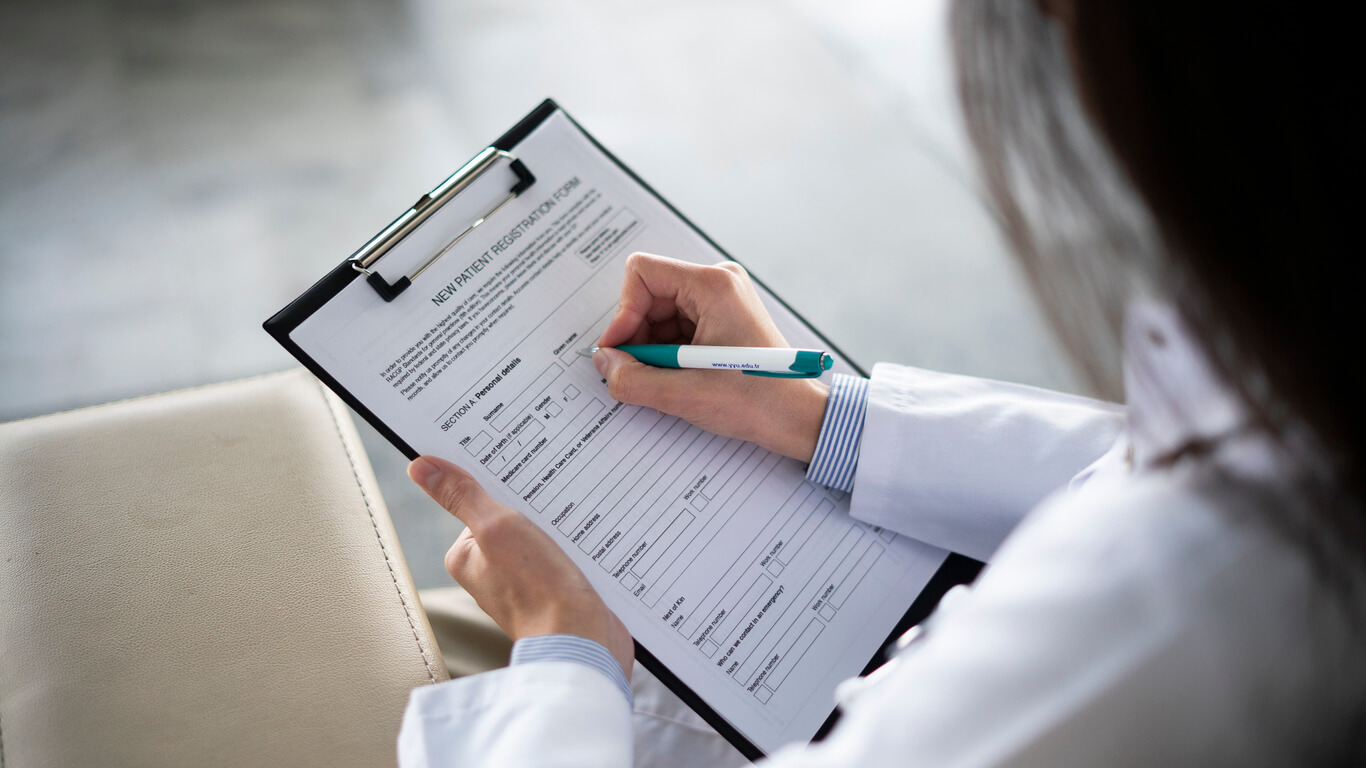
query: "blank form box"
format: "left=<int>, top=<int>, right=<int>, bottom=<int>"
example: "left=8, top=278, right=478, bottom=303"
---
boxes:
left=490, top=363, right=565, bottom=431
left=691, top=495, right=708, bottom=510
left=831, top=544, right=883, bottom=609
left=564, top=384, right=581, bottom=400
left=879, top=529, right=895, bottom=543
left=829, top=489, right=848, bottom=501
left=465, top=431, right=491, bottom=456
left=754, top=687, right=774, bottom=704
left=766, top=561, right=784, bottom=577
left=819, top=604, right=836, bottom=622
left=622, top=573, right=639, bottom=590
left=703, top=640, right=720, bottom=658
left=547, top=401, right=563, bottom=417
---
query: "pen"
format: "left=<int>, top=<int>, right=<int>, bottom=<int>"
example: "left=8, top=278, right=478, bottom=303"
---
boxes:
left=577, top=345, right=833, bottom=379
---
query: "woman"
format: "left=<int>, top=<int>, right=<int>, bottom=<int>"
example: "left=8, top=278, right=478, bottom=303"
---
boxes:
left=398, top=1, right=1364, bottom=765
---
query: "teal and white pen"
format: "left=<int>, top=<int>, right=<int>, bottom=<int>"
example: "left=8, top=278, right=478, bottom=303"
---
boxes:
left=577, top=345, right=833, bottom=379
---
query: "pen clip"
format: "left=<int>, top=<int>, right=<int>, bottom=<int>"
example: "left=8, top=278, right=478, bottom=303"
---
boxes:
left=741, top=350, right=830, bottom=378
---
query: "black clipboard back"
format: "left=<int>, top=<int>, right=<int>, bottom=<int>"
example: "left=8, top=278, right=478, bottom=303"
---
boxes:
left=264, top=98, right=982, bottom=760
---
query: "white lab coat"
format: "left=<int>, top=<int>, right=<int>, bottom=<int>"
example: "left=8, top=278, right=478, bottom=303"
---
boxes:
left=399, top=304, right=1363, bottom=766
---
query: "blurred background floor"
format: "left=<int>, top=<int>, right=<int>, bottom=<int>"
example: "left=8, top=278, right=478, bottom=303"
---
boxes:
left=0, top=0, right=1080, bottom=588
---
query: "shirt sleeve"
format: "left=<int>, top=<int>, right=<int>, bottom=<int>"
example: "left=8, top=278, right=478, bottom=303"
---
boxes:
left=805, top=373, right=871, bottom=492
left=510, top=634, right=632, bottom=705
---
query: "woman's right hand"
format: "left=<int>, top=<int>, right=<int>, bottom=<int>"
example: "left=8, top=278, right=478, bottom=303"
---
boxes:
left=593, top=253, right=829, bottom=463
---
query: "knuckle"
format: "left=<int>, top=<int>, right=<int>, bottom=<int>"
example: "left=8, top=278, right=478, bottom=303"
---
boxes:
left=717, top=260, right=748, bottom=279
left=444, top=538, right=470, bottom=578
left=625, top=252, right=654, bottom=272
left=606, top=368, right=635, bottom=403
left=436, top=471, right=476, bottom=513
left=706, top=263, right=746, bottom=293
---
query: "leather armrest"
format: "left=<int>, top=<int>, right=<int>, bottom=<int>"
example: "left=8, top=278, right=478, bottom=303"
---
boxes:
left=0, top=370, right=448, bottom=768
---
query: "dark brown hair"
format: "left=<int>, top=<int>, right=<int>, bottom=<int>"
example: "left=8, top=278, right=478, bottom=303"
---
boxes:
left=951, top=2, right=1364, bottom=576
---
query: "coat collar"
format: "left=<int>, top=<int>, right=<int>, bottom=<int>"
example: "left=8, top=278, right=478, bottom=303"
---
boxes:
left=1122, top=301, right=1246, bottom=469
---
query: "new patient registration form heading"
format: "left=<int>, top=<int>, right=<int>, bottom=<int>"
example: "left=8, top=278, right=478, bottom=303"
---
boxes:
left=266, top=101, right=976, bottom=758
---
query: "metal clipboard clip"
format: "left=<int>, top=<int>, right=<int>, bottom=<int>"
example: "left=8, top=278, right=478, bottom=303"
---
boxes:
left=349, top=148, right=536, bottom=301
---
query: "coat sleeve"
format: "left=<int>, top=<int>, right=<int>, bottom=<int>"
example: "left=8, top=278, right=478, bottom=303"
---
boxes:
left=849, top=363, right=1126, bottom=561
left=758, top=477, right=1282, bottom=768
left=398, top=661, right=633, bottom=768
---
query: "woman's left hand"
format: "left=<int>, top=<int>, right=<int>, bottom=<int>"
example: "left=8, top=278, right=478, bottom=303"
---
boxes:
left=408, top=455, right=634, bottom=679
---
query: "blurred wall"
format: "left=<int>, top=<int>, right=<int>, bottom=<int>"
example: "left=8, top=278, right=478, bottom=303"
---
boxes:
left=0, top=0, right=1079, bottom=586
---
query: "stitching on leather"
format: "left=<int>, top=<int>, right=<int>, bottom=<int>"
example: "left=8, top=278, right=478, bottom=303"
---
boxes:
left=0, top=370, right=295, bottom=426
left=317, top=379, right=438, bottom=684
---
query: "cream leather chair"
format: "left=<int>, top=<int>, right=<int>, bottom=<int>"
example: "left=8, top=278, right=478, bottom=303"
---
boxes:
left=0, top=371, right=503, bottom=768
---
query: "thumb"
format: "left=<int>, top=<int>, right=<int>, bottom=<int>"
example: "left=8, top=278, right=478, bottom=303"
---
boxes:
left=593, top=347, right=688, bottom=413
left=408, top=456, right=499, bottom=531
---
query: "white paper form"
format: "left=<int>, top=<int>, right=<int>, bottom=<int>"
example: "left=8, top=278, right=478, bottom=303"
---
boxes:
left=290, top=111, right=947, bottom=753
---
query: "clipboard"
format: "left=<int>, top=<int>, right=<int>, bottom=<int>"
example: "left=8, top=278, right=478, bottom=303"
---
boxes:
left=265, top=99, right=982, bottom=760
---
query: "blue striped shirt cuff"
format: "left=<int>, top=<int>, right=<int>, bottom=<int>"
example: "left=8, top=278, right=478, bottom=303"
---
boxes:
left=510, top=634, right=632, bottom=706
left=806, top=373, right=870, bottom=493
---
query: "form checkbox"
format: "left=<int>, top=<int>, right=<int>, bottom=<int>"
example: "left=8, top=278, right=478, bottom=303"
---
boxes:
left=766, top=561, right=784, bottom=577
left=622, top=573, right=639, bottom=589
left=819, top=604, right=835, bottom=622
left=755, top=687, right=774, bottom=704
left=703, top=640, right=720, bottom=658
left=564, top=384, right=580, bottom=400
left=465, top=431, right=491, bottom=456
left=547, top=401, right=563, bottom=417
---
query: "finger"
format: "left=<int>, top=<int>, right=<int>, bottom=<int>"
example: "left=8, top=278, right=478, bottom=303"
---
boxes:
left=408, top=456, right=502, bottom=532
left=599, top=296, right=678, bottom=349
left=593, top=347, right=703, bottom=414
left=650, top=316, right=685, bottom=343
left=628, top=322, right=652, bottom=346
left=598, top=253, right=702, bottom=347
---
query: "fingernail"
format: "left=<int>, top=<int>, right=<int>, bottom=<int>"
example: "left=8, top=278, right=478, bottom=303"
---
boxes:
left=408, top=457, right=442, bottom=491
left=593, top=349, right=613, bottom=377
